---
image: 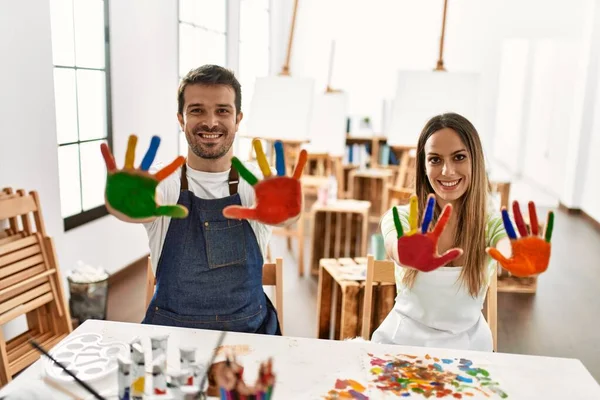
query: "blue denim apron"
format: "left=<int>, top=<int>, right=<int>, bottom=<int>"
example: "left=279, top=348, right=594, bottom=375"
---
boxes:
left=142, top=164, right=281, bottom=335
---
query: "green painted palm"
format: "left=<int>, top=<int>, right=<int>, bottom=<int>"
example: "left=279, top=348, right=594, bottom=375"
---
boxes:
left=100, top=134, right=188, bottom=223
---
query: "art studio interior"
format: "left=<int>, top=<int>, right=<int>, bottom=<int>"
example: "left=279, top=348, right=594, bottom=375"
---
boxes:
left=1, top=0, right=600, bottom=398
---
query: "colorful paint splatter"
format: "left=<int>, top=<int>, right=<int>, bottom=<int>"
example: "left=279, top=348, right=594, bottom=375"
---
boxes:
left=324, top=378, right=368, bottom=399
left=368, top=353, right=508, bottom=398
left=324, top=353, right=508, bottom=399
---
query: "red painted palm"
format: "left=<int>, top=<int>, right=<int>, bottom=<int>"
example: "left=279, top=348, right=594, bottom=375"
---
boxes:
left=394, top=194, right=463, bottom=272
left=223, top=139, right=307, bottom=226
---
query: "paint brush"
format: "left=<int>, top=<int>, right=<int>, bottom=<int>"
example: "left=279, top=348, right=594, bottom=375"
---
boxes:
left=196, top=330, right=227, bottom=399
left=28, top=339, right=106, bottom=400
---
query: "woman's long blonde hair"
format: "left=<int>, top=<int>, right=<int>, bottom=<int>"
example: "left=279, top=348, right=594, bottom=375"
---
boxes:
left=401, top=113, right=489, bottom=297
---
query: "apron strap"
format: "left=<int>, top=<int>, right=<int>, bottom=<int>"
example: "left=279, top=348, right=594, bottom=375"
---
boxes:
left=228, top=166, right=239, bottom=196
left=180, top=161, right=239, bottom=195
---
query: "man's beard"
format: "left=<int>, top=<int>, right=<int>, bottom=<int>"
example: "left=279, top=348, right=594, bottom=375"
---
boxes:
left=186, top=127, right=233, bottom=160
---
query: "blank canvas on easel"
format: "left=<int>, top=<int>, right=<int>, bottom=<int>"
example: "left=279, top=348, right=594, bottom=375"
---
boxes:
left=306, top=92, right=348, bottom=157
left=387, top=71, right=480, bottom=147
left=245, top=76, right=315, bottom=141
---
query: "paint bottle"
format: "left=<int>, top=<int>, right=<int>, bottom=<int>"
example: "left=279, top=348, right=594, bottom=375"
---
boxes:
left=117, top=354, right=131, bottom=400
left=152, top=358, right=167, bottom=396
left=191, top=361, right=207, bottom=389
left=180, top=385, right=200, bottom=399
left=167, top=370, right=188, bottom=399
left=151, top=334, right=169, bottom=370
left=179, top=346, right=197, bottom=385
left=130, top=342, right=145, bottom=400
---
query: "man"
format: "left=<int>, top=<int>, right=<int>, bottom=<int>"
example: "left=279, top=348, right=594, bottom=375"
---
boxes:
left=102, top=64, right=302, bottom=335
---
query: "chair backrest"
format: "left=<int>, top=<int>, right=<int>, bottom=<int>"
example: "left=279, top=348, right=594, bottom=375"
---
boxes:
left=386, top=186, right=413, bottom=209
left=361, top=255, right=395, bottom=339
left=0, top=188, right=72, bottom=384
left=0, top=233, right=57, bottom=325
left=489, top=181, right=511, bottom=209
left=394, top=150, right=416, bottom=189
left=483, top=266, right=498, bottom=351
left=145, top=257, right=285, bottom=333
left=261, top=258, right=284, bottom=333
left=0, top=188, right=47, bottom=238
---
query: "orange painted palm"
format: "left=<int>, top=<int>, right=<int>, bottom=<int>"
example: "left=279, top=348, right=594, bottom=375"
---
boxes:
left=223, top=139, right=307, bottom=225
left=486, top=201, right=554, bottom=277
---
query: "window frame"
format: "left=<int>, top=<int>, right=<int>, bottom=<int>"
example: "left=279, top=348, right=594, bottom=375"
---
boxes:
left=54, top=0, right=114, bottom=231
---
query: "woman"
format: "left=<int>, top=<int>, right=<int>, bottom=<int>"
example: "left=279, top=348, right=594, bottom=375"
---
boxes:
left=371, top=112, right=553, bottom=351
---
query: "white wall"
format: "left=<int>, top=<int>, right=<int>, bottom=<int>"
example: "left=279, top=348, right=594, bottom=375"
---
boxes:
left=0, top=0, right=66, bottom=341
left=579, top=1, right=600, bottom=223
left=1, top=0, right=179, bottom=292
left=282, top=0, right=600, bottom=218
left=57, top=0, right=179, bottom=277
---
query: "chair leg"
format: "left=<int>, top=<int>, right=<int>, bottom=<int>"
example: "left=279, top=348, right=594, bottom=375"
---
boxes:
left=0, top=330, right=11, bottom=385
left=297, top=212, right=305, bottom=277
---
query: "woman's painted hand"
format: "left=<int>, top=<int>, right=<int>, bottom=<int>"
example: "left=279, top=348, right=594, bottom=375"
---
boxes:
left=486, top=201, right=553, bottom=277
left=394, top=194, right=463, bottom=272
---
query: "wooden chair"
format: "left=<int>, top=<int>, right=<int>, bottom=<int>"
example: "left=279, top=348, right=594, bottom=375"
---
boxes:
left=386, top=186, right=413, bottom=209
left=145, top=257, right=285, bottom=334
left=0, top=188, right=72, bottom=385
left=361, top=255, right=498, bottom=351
left=490, top=180, right=511, bottom=209
left=301, top=153, right=345, bottom=200
left=392, top=147, right=417, bottom=189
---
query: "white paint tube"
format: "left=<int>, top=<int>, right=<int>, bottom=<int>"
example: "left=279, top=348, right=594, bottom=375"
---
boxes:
left=180, top=385, right=200, bottom=399
left=152, top=357, right=167, bottom=396
left=130, top=342, right=145, bottom=400
left=117, top=354, right=131, bottom=400
left=150, top=334, right=169, bottom=370
left=191, top=361, right=207, bottom=388
left=167, top=370, right=188, bottom=399
left=179, top=347, right=197, bottom=385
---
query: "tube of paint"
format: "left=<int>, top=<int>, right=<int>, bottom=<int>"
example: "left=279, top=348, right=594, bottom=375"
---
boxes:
left=191, top=361, right=207, bottom=388
left=130, top=342, right=145, bottom=400
left=179, top=346, right=196, bottom=385
left=180, top=385, right=200, bottom=399
left=117, top=354, right=131, bottom=400
left=166, top=370, right=188, bottom=400
left=152, top=356, right=167, bottom=396
left=151, top=334, right=169, bottom=370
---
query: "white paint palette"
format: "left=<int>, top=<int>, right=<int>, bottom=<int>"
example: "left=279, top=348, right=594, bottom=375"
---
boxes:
left=44, top=333, right=128, bottom=383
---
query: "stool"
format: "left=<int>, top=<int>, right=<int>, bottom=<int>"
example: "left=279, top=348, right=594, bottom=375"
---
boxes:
left=316, top=257, right=396, bottom=340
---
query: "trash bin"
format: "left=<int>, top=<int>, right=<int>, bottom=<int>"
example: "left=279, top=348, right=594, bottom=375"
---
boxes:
left=67, top=261, right=109, bottom=324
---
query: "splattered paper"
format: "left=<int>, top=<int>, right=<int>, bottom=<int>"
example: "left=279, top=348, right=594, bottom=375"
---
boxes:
left=324, top=352, right=508, bottom=399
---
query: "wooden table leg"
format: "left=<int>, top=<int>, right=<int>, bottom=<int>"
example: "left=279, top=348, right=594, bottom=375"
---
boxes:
left=333, top=284, right=342, bottom=340
left=316, top=266, right=334, bottom=339
left=339, top=285, right=360, bottom=340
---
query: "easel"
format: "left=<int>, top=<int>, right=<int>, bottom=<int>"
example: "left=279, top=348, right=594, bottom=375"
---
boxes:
left=246, top=0, right=307, bottom=276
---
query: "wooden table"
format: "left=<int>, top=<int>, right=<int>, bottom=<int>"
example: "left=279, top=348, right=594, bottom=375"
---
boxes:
left=316, top=257, right=396, bottom=341
left=1, top=319, right=598, bottom=399
left=308, top=200, right=370, bottom=276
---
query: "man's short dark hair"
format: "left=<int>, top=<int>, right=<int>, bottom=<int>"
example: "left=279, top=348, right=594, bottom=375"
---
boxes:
left=177, top=64, right=242, bottom=115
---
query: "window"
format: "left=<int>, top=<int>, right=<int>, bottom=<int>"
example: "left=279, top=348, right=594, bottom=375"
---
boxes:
left=50, top=0, right=112, bottom=230
left=237, top=0, right=271, bottom=158
left=178, top=0, right=228, bottom=155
